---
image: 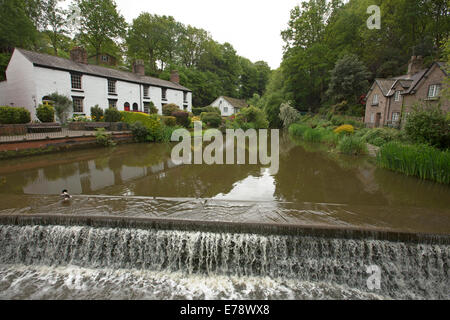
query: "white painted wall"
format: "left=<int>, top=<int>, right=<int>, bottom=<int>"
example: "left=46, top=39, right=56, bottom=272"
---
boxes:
left=1, top=50, right=193, bottom=120
left=211, top=97, right=236, bottom=116
left=0, top=51, right=36, bottom=119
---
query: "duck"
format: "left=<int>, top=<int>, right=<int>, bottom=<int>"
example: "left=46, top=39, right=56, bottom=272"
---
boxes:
left=61, top=189, right=72, bottom=201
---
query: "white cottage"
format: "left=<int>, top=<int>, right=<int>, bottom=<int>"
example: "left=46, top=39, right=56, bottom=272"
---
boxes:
left=0, top=47, right=192, bottom=120
left=210, top=96, right=248, bottom=116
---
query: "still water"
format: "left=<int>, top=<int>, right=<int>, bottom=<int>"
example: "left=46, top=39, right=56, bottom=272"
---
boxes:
left=0, top=134, right=449, bottom=233
left=0, top=134, right=449, bottom=300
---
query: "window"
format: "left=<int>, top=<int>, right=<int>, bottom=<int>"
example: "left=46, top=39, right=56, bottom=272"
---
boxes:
left=143, top=86, right=150, bottom=98
left=394, top=91, right=401, bottom=102
left=224, top=107, right=228, bottom=113
left=428, top=84, right=440, bottom=98
left=183, top=92, right=188, bottom=103
left=370, top=113, right=375, bottom=123
left=108, top=79, right=116, bottom=94
left=102, top=55, right=109, bottom=62
left=133, top=103, right=139, bottom=111
left=108, top=99, right=117, bottom=109
left=144, top=102, right=150, bottom=114
left=72, top=97, right=84, bottom=113
left=162, top=88, right=167, bottom=100
left=392, top=112, right=400, bottom=122
left=71, top=73, right=82, bottom=90
left=372, top=94, right=379, bottom=105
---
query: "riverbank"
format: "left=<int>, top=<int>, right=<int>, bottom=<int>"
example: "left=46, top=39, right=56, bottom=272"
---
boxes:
left=0, top=129, right=133, bottom=160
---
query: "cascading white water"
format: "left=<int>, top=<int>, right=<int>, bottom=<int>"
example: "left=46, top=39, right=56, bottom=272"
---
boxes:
left=0, top=224, right=448, bottom=299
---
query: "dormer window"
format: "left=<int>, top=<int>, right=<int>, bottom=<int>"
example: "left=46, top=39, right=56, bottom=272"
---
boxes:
left=394, top=91, right=401, bottom=102
left=71, top=73, right=82, bottom=90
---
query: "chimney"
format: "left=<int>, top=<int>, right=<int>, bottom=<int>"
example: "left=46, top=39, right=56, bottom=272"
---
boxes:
left=407, top=55, right=423, bottom=76
left=170, top=70, right=180, bottom=84
left=132, top=60, right=145, bottom=76
left=70, top=47, right=88, bottom=64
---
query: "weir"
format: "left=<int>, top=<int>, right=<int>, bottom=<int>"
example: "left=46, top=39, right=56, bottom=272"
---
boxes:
left=0, top=214, right=449, bottom=299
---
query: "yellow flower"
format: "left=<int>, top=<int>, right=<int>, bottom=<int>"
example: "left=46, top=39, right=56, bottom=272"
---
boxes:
left=334, top=124, right=354, bottom=134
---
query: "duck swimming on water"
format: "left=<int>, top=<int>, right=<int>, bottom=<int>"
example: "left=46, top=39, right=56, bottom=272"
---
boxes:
left=61, top=189, right=72, bottom=201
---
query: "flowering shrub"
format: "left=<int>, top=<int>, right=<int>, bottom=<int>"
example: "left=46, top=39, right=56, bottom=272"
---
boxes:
left=68, top=115, right=92, bottom=122
left=161, top=116, right=177, bottom=127
left=334, top=124, right=354, bottom=135
left=172, top=110, right=191, bottom=128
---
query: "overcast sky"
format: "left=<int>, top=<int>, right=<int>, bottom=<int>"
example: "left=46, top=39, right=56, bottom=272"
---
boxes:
left=113, top=0, right=301, bottom=69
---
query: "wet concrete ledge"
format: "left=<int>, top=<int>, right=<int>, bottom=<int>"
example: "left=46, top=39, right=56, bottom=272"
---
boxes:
left=0, top=214, right=449, bottom=245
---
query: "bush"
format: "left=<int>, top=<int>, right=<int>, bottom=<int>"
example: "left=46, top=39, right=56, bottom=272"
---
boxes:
left=104, top=108, right=122, bottom=122
left=36, top=104, right=55, bottom=123
left=161, top=116, right=177, bottom=127
left=337, top=136, right=367, bottom=155
left=403, top=105, right=450, bottom=149
left=121, top=112, right=162, bottom=142
left=90, top=105, right=104, bottom=122
left=288, top=123, right=310, bottom=137
left=334, top=124, right=354, bottom=135
left=235, top=106, right=269, bottom=129
left=361, top=128, right=406, bottom=147
left=303, top=127, right=324, bottom=142
left=0, top=106, right=31, bottom=124
left=130, top=121, right=150, bottom=143
left=201, top=112, right=222, bottom=128
left=377, top=142, right=450, bottom=184
left=95, top=128, right=116, bottom=147
left=46, top=93, right=72, bottom=124
left=192, top=106, right=221, bottom=116
left=149, top=105, right=158, bottom=114
left=172, top=110, right=191, bottom=128
left=162, top=103, right=180, bottom=116
left=159, top=125, right=183, bottom=143
left=279, top=102, right=300, bottom=128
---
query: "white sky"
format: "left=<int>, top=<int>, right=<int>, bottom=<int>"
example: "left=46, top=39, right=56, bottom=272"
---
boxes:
left=112, top=0, right=301, bottom=69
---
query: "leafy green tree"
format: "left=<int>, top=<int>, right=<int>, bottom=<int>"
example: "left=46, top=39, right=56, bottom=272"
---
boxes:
left=41, top=0, right=68, bottom=55
left=76, top=0, right=126, bottom=65
left=48, top=92, right=72, bottom=124
left=326, top=54, right=371, bottom=104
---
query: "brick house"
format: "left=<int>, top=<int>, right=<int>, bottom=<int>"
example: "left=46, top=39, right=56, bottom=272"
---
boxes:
left=364, top=56, right=448, bottom=128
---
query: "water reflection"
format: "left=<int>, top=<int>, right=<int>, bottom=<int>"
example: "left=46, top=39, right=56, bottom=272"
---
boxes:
left=0, top=135, right=449, bottom=233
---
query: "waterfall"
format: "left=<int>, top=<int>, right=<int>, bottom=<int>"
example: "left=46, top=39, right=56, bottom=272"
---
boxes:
left=0, top=216, right=448, bottom=299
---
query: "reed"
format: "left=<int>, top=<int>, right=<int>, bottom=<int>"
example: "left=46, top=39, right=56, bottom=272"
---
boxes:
left=337, top=135, right=367, bottom=155
left=377, top=142, right=450, bottom=184
left=288, top=123, right=310, bottom=137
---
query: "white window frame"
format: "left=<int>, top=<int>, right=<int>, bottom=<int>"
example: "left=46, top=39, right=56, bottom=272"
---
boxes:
left=162, top=88, right=167, bottom=101
left=372, top=94, right=379, bottom=105
left=428, top=84, right=440, bottom=98
left=143, top=85, right=150, bottom=98
left=72, top=97, right=84, bottom=113
left=392, top=112, right=400, bottom=122
left=223, top=106, right=228, bottom=113
left=107, top=79, right=116, bottom=94
left=370, top=113, right=375, bottom=123
left=71, top=73, right=82, bottom=90
left=394, top=91, right=401, bottom=102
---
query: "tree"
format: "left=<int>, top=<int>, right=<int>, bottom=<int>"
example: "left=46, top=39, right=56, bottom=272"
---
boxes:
left=48, top=92, right=72, bottom=124
left=41, top=0, right=68, bottom=55
left=279, top=102, right=300, bottom=128
left=77, top=0, right=126, bottom=64
left=326, top=54, right=371, bottom=104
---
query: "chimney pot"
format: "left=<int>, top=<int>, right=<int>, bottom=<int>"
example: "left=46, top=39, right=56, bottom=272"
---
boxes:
left=170, top=70, right=180, bottom=84
left=407, top=55, right=423, bottom=76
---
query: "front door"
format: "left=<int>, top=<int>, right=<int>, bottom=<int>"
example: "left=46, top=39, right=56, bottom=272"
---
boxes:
left=375, top=113, right=381, bottom=127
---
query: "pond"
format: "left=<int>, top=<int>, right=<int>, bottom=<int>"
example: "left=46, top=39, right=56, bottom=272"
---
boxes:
left=0, top=134, right=449, bottom=234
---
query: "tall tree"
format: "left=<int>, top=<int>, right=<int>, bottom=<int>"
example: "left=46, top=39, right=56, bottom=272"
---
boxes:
left=76, top=0, right=126, bottom=64
left=41, top=0, right=68, bottom=55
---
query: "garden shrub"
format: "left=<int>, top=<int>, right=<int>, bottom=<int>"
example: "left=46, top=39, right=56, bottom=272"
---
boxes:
left=279, top=102, right=300, bottom=128
left=235, top=106, right=269, bottom=129
left=403, top=105, right=450, bottom=149
left=121, top=112, right=162, bottom=141
left=288, top=123, right=310, bottom=137
left=334, top=124, right=354, bottom=135
left=130, top=121, right=150, bottom=142
left=201, top=112, right=222, bottom=128
left=0, top=106, right=31, bottom=124
left=172, top=110, right=191, bottom=128
left=361, top=128, right=407, bottom=147
left=159, top=125, right=183, bottom=143
left=162, top=103, right=180, bottom=116
left=104, top=108, right=122, bottom=122
left=192, top=106, right=221, bottom=116
left=149, top=105, right=159, bottom=114
left=95, top=128, right=116, bottom=147
left=303, top=127, right=324, bottom=142
left=90, top=105, right=104, bottom=122
left=36, top=104, right=55, bottom=122
left=337, top=136, right=367, bottom=155
left=161, top=116, right=177, bottom=127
